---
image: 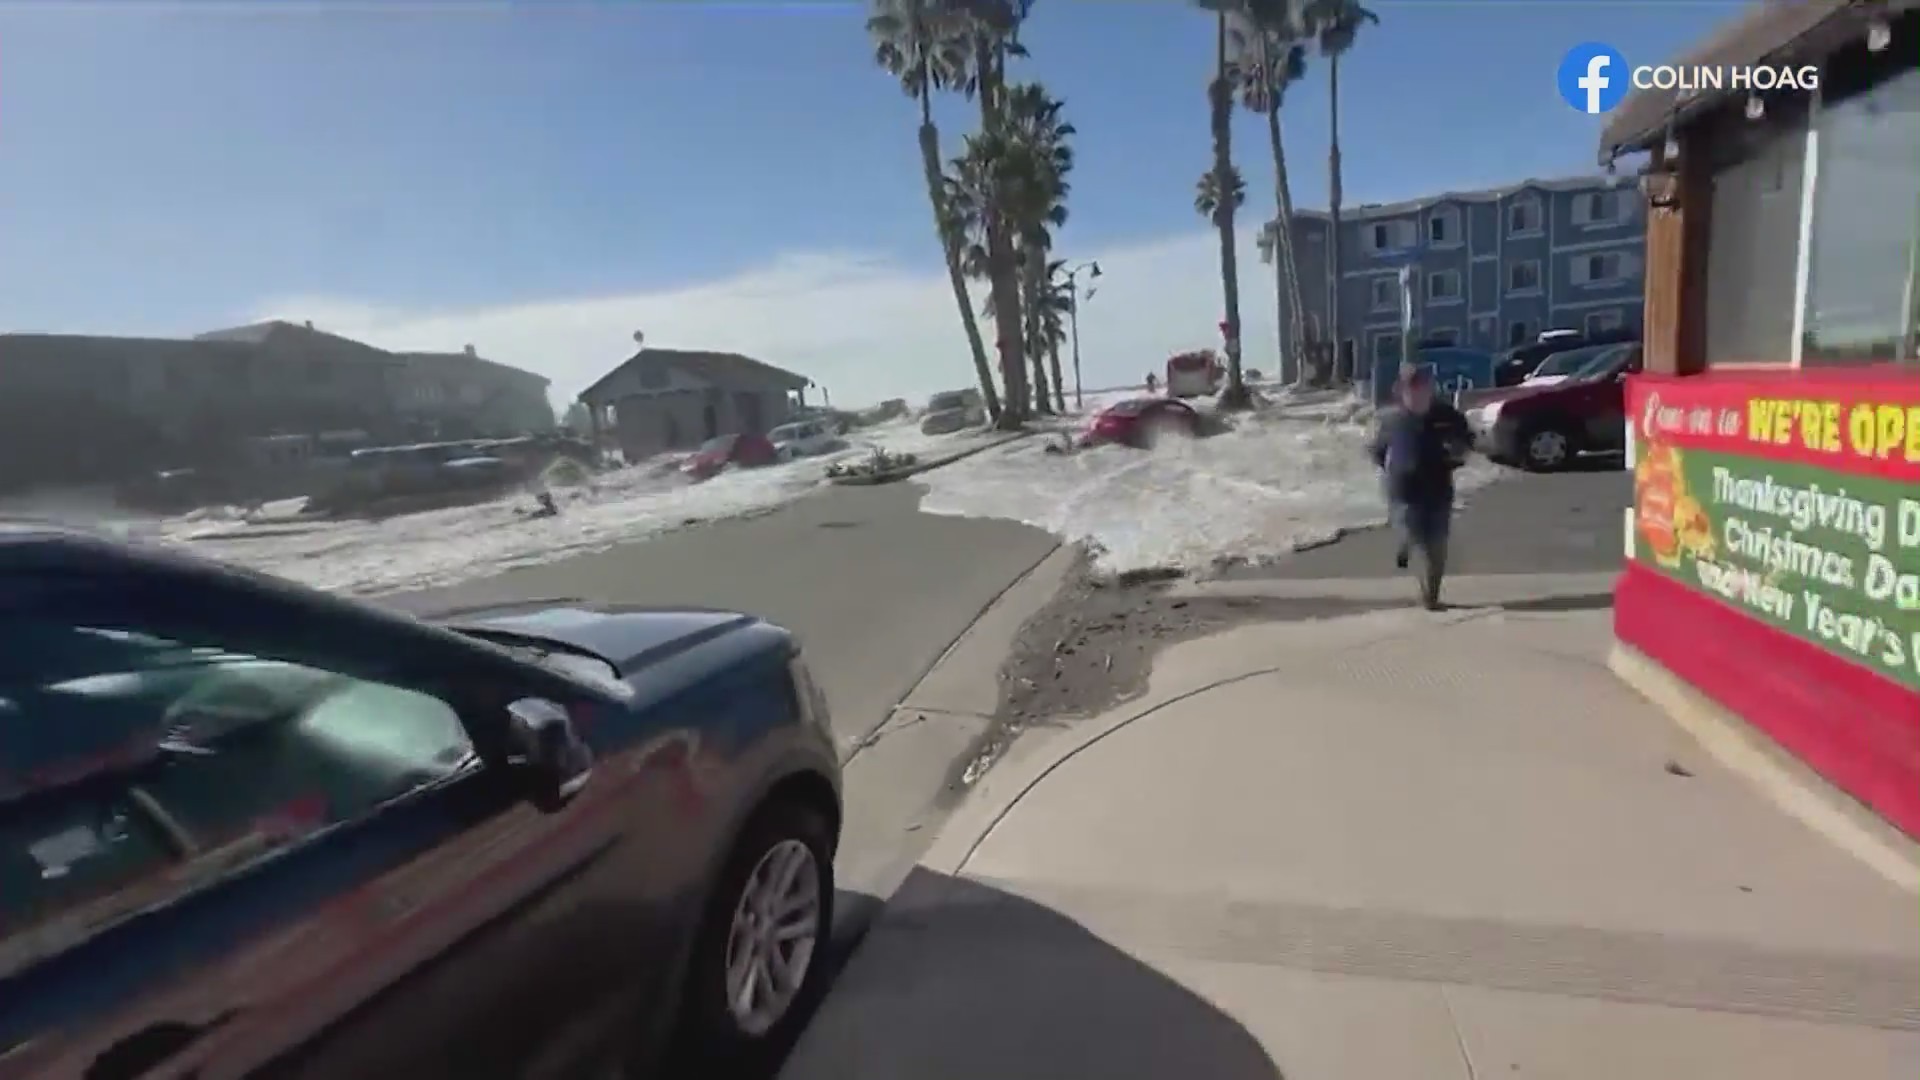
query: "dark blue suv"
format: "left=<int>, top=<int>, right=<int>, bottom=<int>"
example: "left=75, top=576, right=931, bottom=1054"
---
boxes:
left=0, top=525, right=840, bottom=1079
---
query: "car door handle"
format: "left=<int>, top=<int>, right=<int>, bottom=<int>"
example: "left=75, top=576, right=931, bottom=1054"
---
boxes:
left=86, top=1011, right=238, bottom=1080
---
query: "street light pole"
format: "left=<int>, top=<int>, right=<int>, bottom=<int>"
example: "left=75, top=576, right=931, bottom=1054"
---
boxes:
left=1068, top=293, right=1084, bottom=410
left=1063, top=260, right=1101, bottom=410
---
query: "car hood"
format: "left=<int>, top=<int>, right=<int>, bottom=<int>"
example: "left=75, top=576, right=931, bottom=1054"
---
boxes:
left=445, top=603, right=762, bottom=675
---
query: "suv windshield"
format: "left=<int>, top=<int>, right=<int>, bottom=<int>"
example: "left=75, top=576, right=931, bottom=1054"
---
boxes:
left=927, top=393, right=969, bottom=412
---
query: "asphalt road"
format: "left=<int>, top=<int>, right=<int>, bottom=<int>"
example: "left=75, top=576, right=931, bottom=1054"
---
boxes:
left=1228, top=465, right=1632, bottom=580
left=387, top=483, right=1059, bottom=756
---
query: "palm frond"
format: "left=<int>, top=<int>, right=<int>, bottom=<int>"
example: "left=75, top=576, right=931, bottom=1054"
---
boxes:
left=1194, top=165, right=1247, bottom=219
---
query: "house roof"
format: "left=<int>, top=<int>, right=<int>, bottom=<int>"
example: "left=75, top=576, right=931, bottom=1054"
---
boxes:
left=194, top=319, right=395, bottom=361
left=0, top=332, right=256, bottom=361
left=578, top=348, right=811, bottom=402
left=1282, top=174, right=1632, bottom=226
left=397, top=351, right=552, bottom=388
left=1598, top=0, right=1918, bottom=162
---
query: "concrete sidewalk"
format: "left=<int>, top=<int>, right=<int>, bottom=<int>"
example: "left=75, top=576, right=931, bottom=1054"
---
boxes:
left=783, top=576, right=1920, bottom=1080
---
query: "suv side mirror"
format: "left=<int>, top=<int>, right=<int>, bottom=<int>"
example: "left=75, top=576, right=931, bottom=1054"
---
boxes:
left=505, top=697, right=593, bottom=812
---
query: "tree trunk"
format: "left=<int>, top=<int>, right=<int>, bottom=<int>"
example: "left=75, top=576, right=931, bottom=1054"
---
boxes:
left=1266, top=102, right=1308, bottom=389
left=1021, top=247, right=1053, bottom=414
left=919, top=112, right=1001, bottom=422
left=1326, top=52, right=1346, bottom=383
left=977, top=39, right=1028, bottom=426
left=1047, top=334, right=1067, bottom=412
left=1211, top=13, right=1249, bottom=410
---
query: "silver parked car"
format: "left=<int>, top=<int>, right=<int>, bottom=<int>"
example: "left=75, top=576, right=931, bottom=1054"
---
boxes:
left=920, top=389, right=985, bottom=436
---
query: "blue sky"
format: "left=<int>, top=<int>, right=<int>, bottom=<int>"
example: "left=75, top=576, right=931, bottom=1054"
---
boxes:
left=0, top=1, right=1735, bottom=404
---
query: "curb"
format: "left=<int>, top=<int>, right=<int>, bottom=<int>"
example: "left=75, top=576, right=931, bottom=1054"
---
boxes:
left=827, top=432, right=1031, bottom=486
left=1608, top=642, right=1920, bottom=893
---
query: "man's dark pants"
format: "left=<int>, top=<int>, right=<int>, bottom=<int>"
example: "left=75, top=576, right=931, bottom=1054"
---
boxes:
left=1391, top=496, right=1452, bottom=608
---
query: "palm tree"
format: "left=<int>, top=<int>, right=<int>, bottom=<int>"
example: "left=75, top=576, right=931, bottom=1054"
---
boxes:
left=1198, top=3, right=1251, bottom=409
left=944, top=84, right=1072, bottom=416
left=1303, top=0, right=1377, bottom=381
left=1231, top=6, right=1311, bottom=387
left=1001, top=83, right=1074, bottom=416
left=869, top=0, right=1003, bottom=422
left=958, top=0, right=1033, bottom=424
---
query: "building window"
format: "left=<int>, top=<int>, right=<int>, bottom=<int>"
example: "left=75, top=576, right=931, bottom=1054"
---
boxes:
left=1507, top=320, right=1534, bottom=346
left=1369, top=276, right=1399, bottom=311
left=1508, top=197, right=1542, bottom=235
left=1366, top=220, right=1416, bottom=252
left=1584, top=309, right=1624, bottom=335
left=1372, top=333, right=1402, bottom=364
left=1572, top=251, right=1638, bottom=285
left=1426, top=269, right=1462, bottom=303
left=1802, top=62, right=1920, bottom=365
left=1507, top=259, right=1542, bottom=293
left=1572, top=190, right=1621, bottom=226
left=1423, top=328, right=1460, bottom=346
left=1428, top=207, right=1459, bottom=246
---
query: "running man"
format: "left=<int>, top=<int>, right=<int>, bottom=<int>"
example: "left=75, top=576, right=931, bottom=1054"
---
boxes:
left=1369, top=364, right=1473, bottom=610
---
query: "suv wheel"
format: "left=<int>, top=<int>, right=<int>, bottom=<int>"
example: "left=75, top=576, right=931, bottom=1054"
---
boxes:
left=677, top=802, right=835, bottom=1069
left=1520, top=425, right=1573, bottom=471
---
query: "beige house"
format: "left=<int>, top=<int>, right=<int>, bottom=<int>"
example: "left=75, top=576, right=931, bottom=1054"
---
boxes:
left=577, top=348, right=812, bottom=461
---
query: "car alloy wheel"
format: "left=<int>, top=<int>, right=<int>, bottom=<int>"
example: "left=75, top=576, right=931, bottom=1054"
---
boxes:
left=673, top=802, right=835, bottom=1072
left=1525, top=429, right=1570, bottom=470
left=722, top=838, right=821, bottom=1037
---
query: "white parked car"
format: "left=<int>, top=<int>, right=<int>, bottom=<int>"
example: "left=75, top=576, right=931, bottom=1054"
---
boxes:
left=920, top=389, right=986, bottom=435
left=767, top=419, right=845, bottom=461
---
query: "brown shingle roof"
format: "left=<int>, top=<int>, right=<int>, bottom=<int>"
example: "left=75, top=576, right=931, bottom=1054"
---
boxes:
left=1597, top=0, right=1916, bottom=163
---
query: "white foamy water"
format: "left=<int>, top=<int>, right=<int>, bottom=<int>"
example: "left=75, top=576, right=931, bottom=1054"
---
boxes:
left=918, top=397, right=1503, bottom=577
left=134, top=420, right=1002, bottom=596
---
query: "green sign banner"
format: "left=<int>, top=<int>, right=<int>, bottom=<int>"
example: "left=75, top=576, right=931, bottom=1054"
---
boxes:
left=1632, top=444, right=1920, bottom=691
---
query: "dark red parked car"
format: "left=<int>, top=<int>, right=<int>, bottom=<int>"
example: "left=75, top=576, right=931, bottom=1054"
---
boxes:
left=1468, top=344, right=1643, bottom=470
left=682, top=433, right=778, bottom=482
left=1081, top=398, right=1202, bottom=449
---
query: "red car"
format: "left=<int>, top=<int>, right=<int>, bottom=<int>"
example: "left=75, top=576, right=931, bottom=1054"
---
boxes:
left=682, top=432, right=777, bottom=481
left=1466, top=344, right=1642, bottom=470
left=1081, top=397, right=1202, bottom=449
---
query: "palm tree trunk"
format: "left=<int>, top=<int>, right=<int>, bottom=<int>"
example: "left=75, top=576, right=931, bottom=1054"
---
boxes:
left=1266, top=102, right=1309, bottom=388
left=1021, top=248, right=1053, bottom=414
left=1048, top=338, right=1066, bottom=412
left=977, top=39, right=1028, bottom=425
left=919, top=109, right=1002, bottom=422
left=1326, top=52, right=1346, bottom=383
left=1211, top=12, right=1249, bottom=409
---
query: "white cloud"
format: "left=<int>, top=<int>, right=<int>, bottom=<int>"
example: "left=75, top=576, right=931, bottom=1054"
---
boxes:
left=254, top=227, right=1290, bottom=410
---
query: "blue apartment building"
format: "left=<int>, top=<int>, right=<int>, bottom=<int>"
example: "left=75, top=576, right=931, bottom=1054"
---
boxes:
left=1267, top=175, right=1647, bottom=374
